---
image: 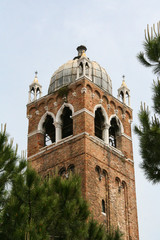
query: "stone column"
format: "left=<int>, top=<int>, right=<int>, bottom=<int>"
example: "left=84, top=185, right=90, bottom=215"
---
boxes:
left=77, top=66, right=79, bottom=79
left=83, top=62, right=85, bottom=76
left=128, top=95, right=131, bottom=107
left=103, top=123, right=110, bottom=145
left=54, top=122, right=62, bottom=143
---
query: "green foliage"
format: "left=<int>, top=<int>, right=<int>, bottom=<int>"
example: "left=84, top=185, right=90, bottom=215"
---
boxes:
left=153, top=79, right=160, bottom=114
left=0, top=124, right=26, bottom=209
left=47, top=174, right=89, bottom=240
left=0, top=126, right=123, bottom=240
left=135, top=22, right=160, bottom=183
left=1, top=167, right=50, bottom=240
left=137, top=22, right=160, bottom=75
left=87, top=218, right=106, bottom=240
left=105, top=227, right=123, bottom=240
left=135, top=80, right=160, bottom=183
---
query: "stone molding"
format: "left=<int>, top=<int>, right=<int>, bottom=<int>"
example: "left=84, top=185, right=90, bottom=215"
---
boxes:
left=121, top=133, right=132, bottom=141
left=72, top=108, right=94, bottom=118
left=28, top=129, right=44, bottom=137
left=28, top=132, right=89, bottom=160
left=81, top=87, right=87, bottom=94
left=28, top=131, right=126, bottom=161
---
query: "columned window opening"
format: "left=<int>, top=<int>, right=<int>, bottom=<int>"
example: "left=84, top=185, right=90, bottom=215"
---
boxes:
left=85, top=62, right=89, bottom=76
left=102, top=199, right=106, bottom=213
left=126, top=91, right=129, bottom=105
left=95, top=108, right=105, bottom=140
left=119, top=91, right=124, bottom=102
left=109, top=117, right=119, bottom=148
left=61, top=107, right=73, bottom=139
left=43, top=115, right=55, bottom=146
left=79, top=62, right=83, bottom=77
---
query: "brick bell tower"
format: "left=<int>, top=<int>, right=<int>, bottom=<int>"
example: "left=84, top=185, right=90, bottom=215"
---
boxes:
left=27, top=46, right=139, bottom=240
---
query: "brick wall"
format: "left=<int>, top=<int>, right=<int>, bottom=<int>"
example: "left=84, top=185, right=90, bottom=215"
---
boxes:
left=27, top=77, right=139, bottom=240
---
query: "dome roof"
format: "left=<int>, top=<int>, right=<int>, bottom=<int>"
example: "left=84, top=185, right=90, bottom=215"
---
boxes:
left=48, top=46, right=112, bottom=94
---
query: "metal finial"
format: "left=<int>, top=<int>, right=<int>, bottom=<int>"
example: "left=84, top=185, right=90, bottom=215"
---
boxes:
left=122, top=75, right=125, bottom=80
left=35, top=71, right=38, bottom=77
left=77, top=45, right=87, bottom=57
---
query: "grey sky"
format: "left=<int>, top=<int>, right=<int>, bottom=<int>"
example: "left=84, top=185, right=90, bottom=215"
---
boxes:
left=0, top=1, right=160, bottom=239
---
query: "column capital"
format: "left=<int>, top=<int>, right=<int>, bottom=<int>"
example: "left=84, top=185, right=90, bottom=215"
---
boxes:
left=54, top=122, right=62, bottom=128
left=104, top=123, right=110, bottom=129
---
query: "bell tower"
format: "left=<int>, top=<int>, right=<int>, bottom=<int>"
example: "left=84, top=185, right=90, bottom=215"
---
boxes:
left=27, top=46, right=139, bottom=240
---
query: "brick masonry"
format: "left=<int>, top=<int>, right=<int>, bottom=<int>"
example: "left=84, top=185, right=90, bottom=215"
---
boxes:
left=27, top=77, right=139, bottom=240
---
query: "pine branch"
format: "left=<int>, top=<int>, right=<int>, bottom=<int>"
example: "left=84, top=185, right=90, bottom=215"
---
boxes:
left=137, top=52, right=152, bottom=67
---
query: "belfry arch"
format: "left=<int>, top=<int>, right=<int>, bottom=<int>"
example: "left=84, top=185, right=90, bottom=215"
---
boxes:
left=55, top=103, right=74, bottom=142
left=94, top=104, right=109, bottom=144
left=109, top=115, right=123, bottom=149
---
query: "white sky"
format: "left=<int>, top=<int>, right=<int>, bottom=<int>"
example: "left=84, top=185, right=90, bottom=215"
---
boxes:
left=0, top=1, right=160, bottom=239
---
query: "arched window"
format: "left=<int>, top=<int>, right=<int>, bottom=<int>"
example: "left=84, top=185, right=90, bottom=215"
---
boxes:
left=79, top=62, right=83, bottom=77
left=120, top=91, right=124, bottom=102
left=126, top=91, right=129, bottom=105
left=102, top=199, right=106, bottom=213
left=85, top=62, right=89, bottom=76
left=61, top=107, right=73, bottom=139
left=67, top=164, right=75, bottom=173
left=43, top=115, right=55, bottom=146
left=59, top=167, right=66, bottom=177
left=95, top=108, right=105, bottom=140
left=109, top=117, right=120, bottom=148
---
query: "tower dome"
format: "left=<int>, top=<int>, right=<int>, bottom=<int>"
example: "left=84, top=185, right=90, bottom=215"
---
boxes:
left=48, top=46, right=112, bottom=94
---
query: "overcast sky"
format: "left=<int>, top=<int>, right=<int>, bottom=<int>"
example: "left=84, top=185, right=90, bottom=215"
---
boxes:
left=0, top=1, right=160, bottom=239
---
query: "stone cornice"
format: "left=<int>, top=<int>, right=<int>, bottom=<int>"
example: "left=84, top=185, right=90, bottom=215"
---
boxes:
left=72, top=108, right=94, bottom=118
left=27, top=132, right=89, bottom=160
left=121, top=133, right=132, bottom=141
left=28, top=131, right=133, bottom=163
left=28, top=129, right=44, bottom=137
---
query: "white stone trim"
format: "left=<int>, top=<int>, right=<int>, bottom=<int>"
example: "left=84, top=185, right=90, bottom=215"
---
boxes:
left=38, top=111, right=56, bottom=131
left=27, top=115, right=32, bottom=119
left=121, top=133, right=132, bottom=141
left=28, top=131, right=127, bottom=161
left=89, top=135, right=124, bottom=157
left=126, top=158, right=134, bottom=163
left=35, top=110, right=39, bottom=115
left=94, top=104, right=109, bottom=144
left=73, top=108, right=94, bottom=118
left=44, top=106, right=48, bottom=111
left=129, top=119, right=133, bottom=124
left=101, top=212, right=106, bottom=216
left=94, top=104, right=109, bottom=121
left=81, top=87, right=87, bottom=94
left=72, top=92, right=77, bottom=97
left=28, top=130, right=44, bottom=137
left=114, top=109, right=118, bottom=115
left=91, top=93, right=95, bottom=98
left=109, top=114, right=124, bottom=134
left=27, top=132, right=89, bottom=160
left=108, top=145, right=124, bottom=157
left=56, top=103, right=74, bottom=122
left=122, top=114, right=126, bottom=119
left=107, top=104, right=110, bottom=110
